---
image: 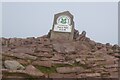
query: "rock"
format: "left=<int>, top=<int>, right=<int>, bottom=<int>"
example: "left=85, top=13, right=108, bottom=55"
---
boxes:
left=56, top=67, right=84, bottom=74
left=76, top=31, right=86, bottom=41
left=63, top=43, right=76, bottom=53
left=75, top=58, right=86, bottom=65
left=3, top=52, right=37, bottom=60
left=32, top=61, right=52, bottom=67
left=87, top=58, right=105, bottom=62
left=50, top=54, right=65, bottom=61
left=36, top=47, right=52, bottom=53
left=76, top=43, right=91, bottom=52
left=75, top=58, right=81, bottom=63
left=11, top=47, right=35, bottom=54
left=16, top=59, right=30, bottom=65
left=112, top=44, right=120, bottom=50
left=96, top=43, right=103, bottom=50
left=107, top=49, right=114, bottom=54
left=2, top=46, right=11, bottom=53
left=4, top=60, right=25, bottom=70
left=53, top=43, right=75, bottom=54
left=52, top=61, right=70, bottom=66
left=34, top=52, right=52, bottom=58
left=2, top=65, right=44, bottom=78
left=77, top=73, right=101, bottom=77
left=113, top=53, right=120, bottom=58
left=53, top=43, right=65, bottom=53
left=74, top=29, right=79, bottom=39
left=88, top=40, right=96, bottom=49
left=104, top=64, right=118, bottom=69
left=106, top=43, right=112, bottom=49
left=49, top=73, right=77, bottom=78
left=1, top=38, right=8, bottom=46
left=25, top=65, right=44, bottom=77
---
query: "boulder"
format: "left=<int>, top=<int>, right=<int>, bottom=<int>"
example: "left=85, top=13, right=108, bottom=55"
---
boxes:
left=4, top=60, right=25, bottom=70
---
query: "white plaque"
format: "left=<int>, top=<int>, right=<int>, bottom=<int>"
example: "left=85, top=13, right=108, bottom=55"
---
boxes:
left=54, top=24, right=72, bottom=32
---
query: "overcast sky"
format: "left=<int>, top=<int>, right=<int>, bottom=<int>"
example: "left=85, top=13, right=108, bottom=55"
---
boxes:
left=2, top=2, right=118, bottom=44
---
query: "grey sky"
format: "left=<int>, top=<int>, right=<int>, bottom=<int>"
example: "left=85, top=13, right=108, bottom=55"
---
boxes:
left=2, top=2, right=118, bottom=44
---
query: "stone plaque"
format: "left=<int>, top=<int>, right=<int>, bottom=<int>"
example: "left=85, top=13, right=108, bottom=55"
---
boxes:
left=50, top=11, right=74, bottom=41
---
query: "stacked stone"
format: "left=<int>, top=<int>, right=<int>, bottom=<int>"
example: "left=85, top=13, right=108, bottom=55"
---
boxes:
left=1, top=32, right=120, bottom=79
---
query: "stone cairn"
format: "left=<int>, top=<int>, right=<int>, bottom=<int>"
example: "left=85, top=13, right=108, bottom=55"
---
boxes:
left=1, top=31, right=120, bottom=79
left=1, top=11, right=120, bottom=79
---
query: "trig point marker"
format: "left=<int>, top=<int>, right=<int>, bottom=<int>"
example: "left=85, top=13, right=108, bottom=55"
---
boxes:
left=50, top=11, right=74, bottom=41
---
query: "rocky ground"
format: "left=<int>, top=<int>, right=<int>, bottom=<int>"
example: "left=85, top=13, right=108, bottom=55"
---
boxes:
left=1, top=29, right=120, bottom=79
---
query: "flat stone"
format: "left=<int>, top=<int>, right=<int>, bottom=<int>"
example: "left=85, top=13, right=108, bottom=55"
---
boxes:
left=53, top=43, right=65, bottom=53
left=87, top=58, right=105, bottom=62
left=3, top=52, right=37, bottom=60
left=104, top=64, right=118, bottom=69
left=56, top=67, right=84, bottom=74
left=32, top=61, right=52, bottom=67
left=25, top=65, right=44, bottom=77
left=50, top=54, right=65, bottom=61
left=36, top=47, right=52, bottom=53
left=4, top=60, right=25, bottom=70
left=52, top=61, right=70, bottom=65
left=63, top=43, right=76, bottom=53
left=16, top=59, right=30, bottom=65
left=32, top=52, right=52, bottom=58
left=53, top=43, right=75, bottom=54
left=49, top=73, right=77, bottom=78
left=11, top=47, right=35, bottom=54
left=77, top=73, right=101, bottom=78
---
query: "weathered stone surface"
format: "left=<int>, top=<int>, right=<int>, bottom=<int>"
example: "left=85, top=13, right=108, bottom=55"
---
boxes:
left=50, top=54, right=65, bottom=61
left=63, top=43, right=76, bottom=53
left=3, top=52, right=37, bottom=60
left=1, top=29, right=120, bottom=78
left=4, top=60, right=25, bottom=70
left=96, top=43, right=103, bottom=50
left=53, top=43, right=75, bottom=54
left=49, top=73, right=77, bottom=78
left=31, top=52, right=53, bottom=58
left=52, top=43, right=65, bottom=53
left=25, top=65, right=44, bottom=77
left=56, top=67, right=84, bottom=74
left=75, top=43, right=91, bottom=52
left=32, top=61, right=52, bottom=67
left=74, top=29, right=79, bottom=39
left=77, top=73, right=101, bottom=78
left=11, top=47, right=35, bottom=53
left=52, top=61, right=70, bottom=65
left=76, top=31, right=86, bottom=41
left=36, top=47, right=52, bottom=53
left=2, top=65, right=44, bottom=78
left=75, top=58, right=86, bottom=65
left=2, top=46, right=11, bottom=53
